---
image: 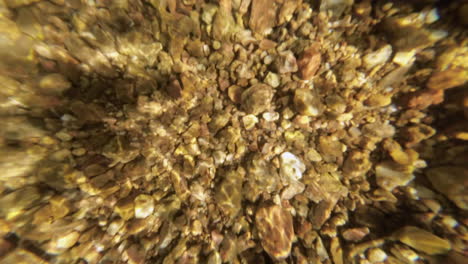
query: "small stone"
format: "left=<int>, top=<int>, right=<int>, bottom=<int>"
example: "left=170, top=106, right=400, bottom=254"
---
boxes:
left=255, top=204, right=294, bottom=260
left=427, top=68, right=468, bottom=90
left=72, top=148, right=86, bottom=156
left=48, top=231, right=80, bottom=253
left=375, top=161, right=414, bottom=191
left=363, top=45, right=393, bottom=70
left=39, top=73, right=71, bottom=95
left=367, top=248, right=387, bottom=263
left=249, top=0, right=278, bottom=35
left=241, top=83, right=274, bottom=115
left=262, top=111, right=279, bottom=122
left=393, top=50, right=416, bottom=66
left=306, top=148, right=322, bottom=162
left=390, top=244, right=419, bottom=263
left=298, top=45, right=322, bottom=80
left=191, top=220, right=203, bottom=236
left=330, top=237, right=343, bottom=264
left=55, top=131, right=73, bottom=141
left=365, top=94, right=392, bottom=107
left=394, top=226, right=451, bottom=255
left=426, top=166, right=468, bottom=210
left=242, top=114, right=258, bottom=130
left=280, top=152, right=306, bottom=181
left=275, top=50, right=298, bottom=74
left=403, top=89, right=444, bottom=109
left=281, top=180, right=305, bottom=200
left=115, top=197, right=135, bottom=220
left=342, top=227, right=370, bottom=242
left=294, top=88, right=323, bottom=117
left=264, top=72, right=280, bottom=88
left=228, top=85, right=243, bottom=103
left=134, top=194, right=154, bottom=219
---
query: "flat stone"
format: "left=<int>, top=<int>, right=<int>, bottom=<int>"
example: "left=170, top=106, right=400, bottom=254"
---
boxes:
left=394, top=226, right=451, bottom=255
left=375, top=161, right=414, bottom=191
left=426, top=166, right=468, bottom=210
left=255, top=204, right=294, bottom=260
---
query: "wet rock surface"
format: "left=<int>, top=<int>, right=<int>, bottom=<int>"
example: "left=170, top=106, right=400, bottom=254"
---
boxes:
left=0, top=0, right=467, bottom=263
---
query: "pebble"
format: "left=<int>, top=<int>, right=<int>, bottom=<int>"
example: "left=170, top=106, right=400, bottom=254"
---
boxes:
left=298, top=45, right=322, bottom=80
left=393, top=50, right=416, bottom=66
left=242, top=114, right=258, bottom=130
left=394, top=226, right=451, bottom=255
left=426, top=68, right=467, bottom=90
left=72, top=148, right=86, bottom=156
left=134, top=194, right=154, bottom=219
left=55, top=131, right=73, bottom=141
left=264, top=72, right=280, bottom=88
left=39, top=73, right=71, bottom=95
left=241, top=83, right=274, bottom=115
left=366, top=248, right=387, bottom=263
left=342, top=227, right=370, bottom=242
left=426, top=166, right=468, bottom=210
left=293, top=88, right=323, bottom=117
left=280, top=152, right=306, bottom=181
left=255, top=204, right=294, bottom=260
left=275, top=50, right=298, bottom=74
left=375, top=161, right=414, bottom=191
left=363, top=45, right=393, bottom=70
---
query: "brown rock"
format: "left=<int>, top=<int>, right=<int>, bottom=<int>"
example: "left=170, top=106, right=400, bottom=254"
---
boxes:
left=249, top=0, right=279, bottom=35
left=402, top=89, right=444, bottom=109
left=342, top=227, right=370, bottom=241
left=255, top=204, right=294, bottom=260
left=241, top=83, right=274, bottom=115
left=298, top=45, right=322, bottom=81
left=394, top=226, right=451, bottom=255
left=427, top=68, right=467, bottom=90
left=426, top=166, right=468, bottom=210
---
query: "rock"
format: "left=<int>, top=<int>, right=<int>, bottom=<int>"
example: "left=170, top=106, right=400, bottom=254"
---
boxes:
left=427, top=68, right=468, bottom=90
left=275, top=51, right=298, bottom=74
left=134, top=194, right=155, bottom=219
left=215, top=169, right=244, bottom=221
left=0, top=186, right=41, bottom=220
left=342, top=227, right=370, bottom=242
left=330, top=237, right=343, bottom=264
left=115, top=197, right=135, bottom=220
left=281, top=180, right=305, bottom=200
left=249, top=0, right=279, bottom=35
left=47, top=231, right=80, bottom=254
left=294, top=88, right=323, bottom=116
left=394, top=226, right=451, bottom=255
left=4, top=0, right=42, bottom=8
left=38, top=73, right=71, bottom=95
left=320, top=0, right=354, bottom=18
left=242, top=114, right=258, bottom=130
left=362, top=122, right=395, bottom=139
left=241, top=83, right=274, bottom=115
left=280, top=152, right=306, bottom=181
left=298, top=45, right=322, bottom=80
left=426, top=166, right=468, bottom=210
left=264, top=71, right=280, bottom=88
left=401, top=124, right=436, bottom=147
left=367, top=248, right=387, bottom=263
left=402, top=89, right=444, bottom=109
left=255, top=204, right=294, bottom=260
left=363, top=45, right=393, bottom=70
left=393, top=50, right=416, bottom=66
left=365, top=94, right=392, bottom=107
left=390, top=244, right=419, bottom=263
left=375, top=161, right=414, bottom=191
left=278, top=0, right=301, bottom=25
